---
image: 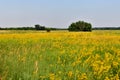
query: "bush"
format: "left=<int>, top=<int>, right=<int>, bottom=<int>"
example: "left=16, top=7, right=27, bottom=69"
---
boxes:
left=46, top=28, right=51, bottom=32
left=68, top=21, right=92, bottom=31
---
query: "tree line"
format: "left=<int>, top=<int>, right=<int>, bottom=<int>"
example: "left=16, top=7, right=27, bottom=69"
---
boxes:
left=0, top=20, right=119, bottom=31
left=93, top=27, right=120, bottom=30
left=0, top=27, right=35, bottom=30
left=0, top=20, right=92, bottom=31
left=0, top=26, right=66, bottom=30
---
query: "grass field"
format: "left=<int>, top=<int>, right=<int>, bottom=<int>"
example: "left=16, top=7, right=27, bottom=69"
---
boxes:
left=0, top=30, right=120, bottom=80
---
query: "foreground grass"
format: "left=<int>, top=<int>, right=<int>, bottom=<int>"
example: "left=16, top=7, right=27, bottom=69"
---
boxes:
left=0, top=30, right=120, bottom=80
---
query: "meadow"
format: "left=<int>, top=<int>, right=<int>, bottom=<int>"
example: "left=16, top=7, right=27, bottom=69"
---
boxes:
left=0, top=30, right=120, bottom=80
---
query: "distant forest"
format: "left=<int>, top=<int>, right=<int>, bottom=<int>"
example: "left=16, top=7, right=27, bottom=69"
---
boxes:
left=92, top=27, right=120, bottom=30
left=0, top=26, right=120, bottom=30
left=0, top=26, right=66, bottom=30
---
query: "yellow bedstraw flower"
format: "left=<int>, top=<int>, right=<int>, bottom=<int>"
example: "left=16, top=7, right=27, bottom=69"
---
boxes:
left=68, top=71, right=73, bottom=77
left=104, top=52, right=112, bottom=62
left=113, top=61, right=119, bottom=67
left=81, top=73, right=87, bottom=80
left=104, top=66, right=111, bottom=72
left=104, top=77, right=110, bottom=80
left=49, top=73, right=55, bottom=80
left=114, top=74, right=119, bottom=80
left=78, top=73, right=87, bottom=80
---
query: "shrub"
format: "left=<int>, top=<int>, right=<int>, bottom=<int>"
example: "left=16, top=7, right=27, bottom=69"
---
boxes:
left=46, top=28, right=51, bottom=32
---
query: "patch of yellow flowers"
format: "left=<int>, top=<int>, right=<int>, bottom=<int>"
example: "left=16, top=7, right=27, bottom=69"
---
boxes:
left=0, top=30, right=120, bottom=80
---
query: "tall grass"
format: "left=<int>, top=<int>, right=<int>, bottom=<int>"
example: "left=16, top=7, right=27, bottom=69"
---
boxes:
left=0, top=30, right=120, bottom=80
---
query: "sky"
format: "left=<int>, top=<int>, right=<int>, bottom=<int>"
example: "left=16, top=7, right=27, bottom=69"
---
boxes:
left=0, top=0, right=120, bottom=28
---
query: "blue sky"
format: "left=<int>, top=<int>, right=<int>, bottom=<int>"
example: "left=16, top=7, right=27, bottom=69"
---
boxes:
left=0, top=0, right=120, bottom=28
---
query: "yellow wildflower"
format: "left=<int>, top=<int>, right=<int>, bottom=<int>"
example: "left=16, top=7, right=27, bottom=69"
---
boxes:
left=49, top=73, right=55, bottom=80
left=113, top=61, right=119, bottom=67
left=68, top=71, right=73, bottom=77
left=104, top=77, right=110, bottom=80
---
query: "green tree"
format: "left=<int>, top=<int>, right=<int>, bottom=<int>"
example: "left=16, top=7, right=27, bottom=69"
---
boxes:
left=68, top=21, right=92, bottom=31
left=35, top=24, right=45, bottom=30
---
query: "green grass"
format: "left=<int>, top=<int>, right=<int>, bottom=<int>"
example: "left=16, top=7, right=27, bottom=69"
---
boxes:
left=0, top=30, right=120, bottom=80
